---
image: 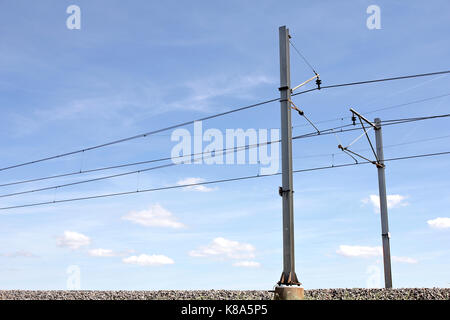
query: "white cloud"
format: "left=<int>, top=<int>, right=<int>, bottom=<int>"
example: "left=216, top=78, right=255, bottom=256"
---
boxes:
left=89, top=249, right=135, bottom=257
left=56, top=231, right=90, bottom=250
left=88, top=249, right=117, bottom=257
left=337, top=245, right=418, bottom=264
left=122, top=254, right=174, bottom=266
left=0, top=251, right=37, bottom=258
left=427, top=217, right=450, bottom=229
left=362, top=194, right=408, bottom=213
left=232, top=261, right=261, bottom=268
left=177, top=177, right=215, bottom=192
left=122, top=204, right=185, bottom=228
left=337, top=245, right=382, bottom=258
left=392, top=256, right=418, bottom=264
left=189, top=237, right=256, bottom=260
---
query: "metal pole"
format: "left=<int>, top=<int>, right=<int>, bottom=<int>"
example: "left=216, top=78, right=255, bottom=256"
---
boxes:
left=278, top=26, right=299, bottom=286
left=374, top=118, right=393, bottom=288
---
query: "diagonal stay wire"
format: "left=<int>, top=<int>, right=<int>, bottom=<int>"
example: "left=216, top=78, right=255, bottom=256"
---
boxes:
left=358, top=115, right=379, bottom=162
left=289, top=39, right=317, bottom=74
left=341, top=149, right=359, bottom=164
left=345, top=126, right=374, bottom=149
left=344, top=148, right=377, bottom=164
left=1, top=150, right=450, bottom=211
left=289, top=98, right=321, bottom=133
left=300, top=113, right=321, bottom=134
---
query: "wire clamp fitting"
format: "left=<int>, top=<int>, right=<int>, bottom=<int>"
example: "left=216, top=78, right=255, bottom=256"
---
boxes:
left=375, top=162, right=385, bottom=169
left=278, top=187, right=293, bottom=197
left=296, top=109, right=304, bottom=116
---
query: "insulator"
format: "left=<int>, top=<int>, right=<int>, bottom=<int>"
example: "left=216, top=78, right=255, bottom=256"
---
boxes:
left=316, top=78, right=322, bottom=90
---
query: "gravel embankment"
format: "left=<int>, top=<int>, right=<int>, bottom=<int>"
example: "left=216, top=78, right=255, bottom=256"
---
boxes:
left=1, top=288, right=449, bottom=300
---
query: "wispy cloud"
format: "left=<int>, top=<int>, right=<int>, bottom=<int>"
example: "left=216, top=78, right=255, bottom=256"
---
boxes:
left=392, top=256, right=418, bottom=264
left=122, top=204, right=186, bottom=228
left=337, top=245, right=382, bottom=258
left=56, top=231, right=90, bottom=250
left=362, top=194, right=409, bottom=213
left=189, top=237, right=256, bottom=260
left=427, top=217, right=450, bottom=229
left=232, top=261, right=261, bottom=268
left=168, top=74, right=275, bottom=113
left=177, top=177, right=215, bottom=192
left=122, top=254, right=174, bottom=266
left=88, top=248, right=118, bottom=257
left=7, top=73, right=275, bottom=138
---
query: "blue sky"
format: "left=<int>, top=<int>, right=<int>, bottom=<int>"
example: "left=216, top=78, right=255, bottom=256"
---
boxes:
left=0, top=0, right=449, bottom=290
